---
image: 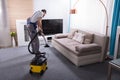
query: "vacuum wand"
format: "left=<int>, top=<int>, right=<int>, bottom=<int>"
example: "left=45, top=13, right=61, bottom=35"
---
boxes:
left=39, top=30, right=50, bottom=47
left=28, top=30, right=50, bottom=54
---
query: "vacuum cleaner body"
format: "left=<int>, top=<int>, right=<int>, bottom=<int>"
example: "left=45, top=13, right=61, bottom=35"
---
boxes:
left=30, top=55, right=47, bottom=74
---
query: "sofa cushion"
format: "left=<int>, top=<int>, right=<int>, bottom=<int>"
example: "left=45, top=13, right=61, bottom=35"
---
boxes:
left=75, top=43, right=101, bottom=53
left=67, top=29, right=78, bottom=39
left=53, top=38, right=80, bottom=54
left=72, top=32, right=85, bottom=44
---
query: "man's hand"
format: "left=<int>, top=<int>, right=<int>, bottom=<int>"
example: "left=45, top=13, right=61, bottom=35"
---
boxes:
left=37, top=18, right=43, bottom=32
left=38, top=27, right=43, bottom=32
left=38, top=28, right=45, bottom=36
left=38, top=29, right=42, bottom=35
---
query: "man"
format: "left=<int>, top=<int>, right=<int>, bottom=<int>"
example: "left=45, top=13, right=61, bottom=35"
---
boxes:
left=27, top=9, right=47, bottom=57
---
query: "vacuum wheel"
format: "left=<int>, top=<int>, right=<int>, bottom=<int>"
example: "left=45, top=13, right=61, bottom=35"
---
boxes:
left=29, top=70, right=33, bottom=74
left=40, top=70, right=44, bottom=75
left=46, top=67, right=48, bottom=70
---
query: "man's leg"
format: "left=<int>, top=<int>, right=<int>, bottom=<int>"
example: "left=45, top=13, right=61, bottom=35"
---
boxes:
left=28, top=25, right=40, bottom=54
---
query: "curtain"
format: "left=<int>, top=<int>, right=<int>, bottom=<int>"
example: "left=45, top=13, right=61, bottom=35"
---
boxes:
left=109, top=0, right=120, bottom=57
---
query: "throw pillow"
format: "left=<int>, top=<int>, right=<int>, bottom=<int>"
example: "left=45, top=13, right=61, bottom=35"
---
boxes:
left=67, top=29, right=78, bottom=39
left=83, top=34, right=94, bottom=44
left=72, top=32, right=85, bottom=44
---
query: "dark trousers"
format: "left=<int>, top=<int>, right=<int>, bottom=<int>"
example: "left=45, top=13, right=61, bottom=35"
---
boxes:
left=27, top=24, right=40, bottom=54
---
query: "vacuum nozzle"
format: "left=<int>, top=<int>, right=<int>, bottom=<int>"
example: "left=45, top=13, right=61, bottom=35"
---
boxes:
left=44, top=44, right=50, bottom=47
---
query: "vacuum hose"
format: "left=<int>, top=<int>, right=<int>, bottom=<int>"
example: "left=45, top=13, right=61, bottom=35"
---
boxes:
left=28, top=30, right=50, bottom=54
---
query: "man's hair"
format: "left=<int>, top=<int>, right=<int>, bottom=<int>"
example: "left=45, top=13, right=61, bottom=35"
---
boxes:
left=41, top=9, right=47, bottom=14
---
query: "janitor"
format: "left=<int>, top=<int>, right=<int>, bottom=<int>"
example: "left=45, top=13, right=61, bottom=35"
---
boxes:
left=27, top=9, right=47, bottom=58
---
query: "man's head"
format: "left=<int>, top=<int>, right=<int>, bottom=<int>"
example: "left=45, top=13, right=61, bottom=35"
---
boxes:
left=41, top=9, right=47, bottom=17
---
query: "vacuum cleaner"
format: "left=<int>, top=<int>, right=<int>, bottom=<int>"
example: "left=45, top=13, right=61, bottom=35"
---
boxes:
left=28, top=30, right=49, bottom=75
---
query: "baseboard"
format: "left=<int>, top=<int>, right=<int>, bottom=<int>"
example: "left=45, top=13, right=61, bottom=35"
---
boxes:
left=0, top=45, right=12, bottom=48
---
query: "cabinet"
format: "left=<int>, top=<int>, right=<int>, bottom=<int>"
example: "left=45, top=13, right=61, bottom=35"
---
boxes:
left=16, top=20, right=29, bottom=46
left=114, top=26, right=120, bottom=59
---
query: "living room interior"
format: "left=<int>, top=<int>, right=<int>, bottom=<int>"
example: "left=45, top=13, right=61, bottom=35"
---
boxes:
left=0, top=0, right=120, bottom=80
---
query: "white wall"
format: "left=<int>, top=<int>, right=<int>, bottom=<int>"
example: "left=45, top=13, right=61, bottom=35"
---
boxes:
left=33, top=0, right=70, bottom=33
left=70, top=0, right=114, bottom=35
left=33, top=0, right=114, bottom=35
left=0, top=0, right=11, bottom=47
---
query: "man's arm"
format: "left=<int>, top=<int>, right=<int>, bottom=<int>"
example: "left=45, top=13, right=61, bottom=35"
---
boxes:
left=37, top=19, right=47, bottom=44
left=37, top=18, right=43, bottom=32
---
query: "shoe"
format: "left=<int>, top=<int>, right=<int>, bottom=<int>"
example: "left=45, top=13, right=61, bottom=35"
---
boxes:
left=36, top=53, right=46, bottom=58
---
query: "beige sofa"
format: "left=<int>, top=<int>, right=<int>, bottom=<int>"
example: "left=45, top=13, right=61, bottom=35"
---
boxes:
left=52, top=29, right=109, bottom=66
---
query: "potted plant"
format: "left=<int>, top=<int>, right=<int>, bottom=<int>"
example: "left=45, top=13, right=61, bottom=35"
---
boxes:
left=10, top=32, right=16, bottom=47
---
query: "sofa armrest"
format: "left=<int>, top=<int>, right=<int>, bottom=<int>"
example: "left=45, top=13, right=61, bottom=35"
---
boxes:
left=54, top=33, right=69, bottom=39
left=93, top=34, right=109, bottom=61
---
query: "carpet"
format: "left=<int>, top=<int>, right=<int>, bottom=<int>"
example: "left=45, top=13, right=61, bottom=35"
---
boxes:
left=0, top=46, right=120, bottom=80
